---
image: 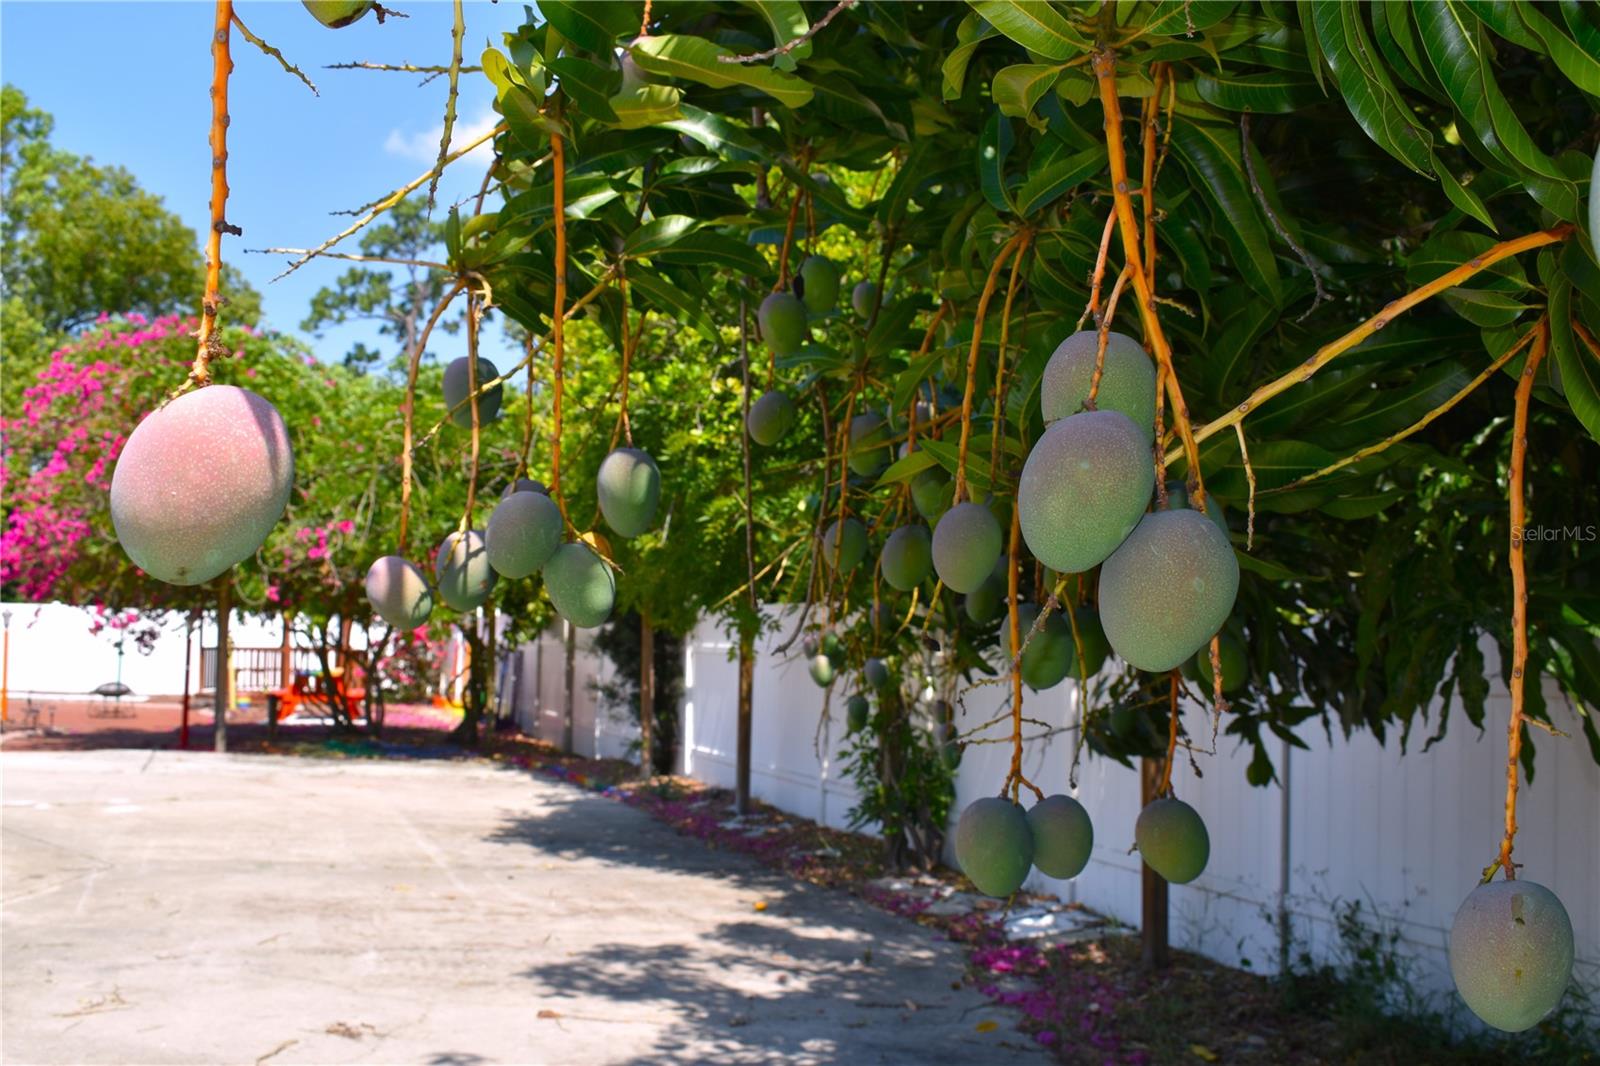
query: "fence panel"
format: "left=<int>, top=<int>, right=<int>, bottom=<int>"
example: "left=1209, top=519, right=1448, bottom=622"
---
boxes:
left=672, top=620, right=1598, bottom=1006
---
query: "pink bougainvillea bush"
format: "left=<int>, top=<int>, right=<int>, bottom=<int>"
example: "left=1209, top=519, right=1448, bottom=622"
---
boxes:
left=4, top=313, right=400, bottom=619
left=2, top=310, right=543, bottom=718
left=1, top=313, right=194, bottom=605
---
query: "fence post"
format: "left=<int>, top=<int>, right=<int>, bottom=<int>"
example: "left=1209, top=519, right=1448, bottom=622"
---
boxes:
left=735, top=632, right=753, bottom=815
left=640, top=611, right=655, bottom=777
left=1277, top=734, right=1293, bottom=975
left=562, top=620, right=575, bottom=753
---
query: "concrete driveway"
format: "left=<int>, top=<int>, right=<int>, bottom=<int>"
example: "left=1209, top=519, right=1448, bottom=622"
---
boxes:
left=1, top=750, right=1048, bottom=1065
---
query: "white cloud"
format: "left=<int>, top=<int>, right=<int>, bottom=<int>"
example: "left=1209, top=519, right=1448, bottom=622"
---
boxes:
left=383, top=106, right=498, bottom=168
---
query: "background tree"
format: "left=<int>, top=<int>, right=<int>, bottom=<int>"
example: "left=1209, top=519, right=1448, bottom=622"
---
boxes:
left=297, top=195, right=461, bottom=375
left=1, top=85, right=261, bottom=407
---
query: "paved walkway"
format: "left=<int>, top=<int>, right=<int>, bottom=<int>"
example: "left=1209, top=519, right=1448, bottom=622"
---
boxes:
left=2, top=750, right=1049, bottom=1065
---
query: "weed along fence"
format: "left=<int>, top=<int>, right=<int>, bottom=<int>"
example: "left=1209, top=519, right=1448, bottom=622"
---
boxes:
left=640, top=610, right=1600, bottom=1014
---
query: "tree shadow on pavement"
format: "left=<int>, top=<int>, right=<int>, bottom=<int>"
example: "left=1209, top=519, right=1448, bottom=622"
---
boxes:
left=482, top=789, right=1047, bottom=1066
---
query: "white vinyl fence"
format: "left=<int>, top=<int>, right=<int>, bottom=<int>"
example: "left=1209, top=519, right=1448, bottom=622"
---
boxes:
left=505, top=621, right=634, bottom=761
left=655, top=607, right=1599, bottom=1013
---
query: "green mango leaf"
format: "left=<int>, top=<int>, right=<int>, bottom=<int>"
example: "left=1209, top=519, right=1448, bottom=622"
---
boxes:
left=1235, top=550, right=1306, bottom=582
left=1247, top=367, right=1379, bottom=436
left=623, top=215, right=703, bottom=258
left=661, top=105, right=767, bottom=158
left=1413, top=2, right=1579, bottom=218
left=917, top=437, right=995, bottom=496
left=540, top=0, right=635, bottom=55
left=1405, top=230, right=1532, bottom=327
left=499, top=82, right=553, bottom=156
left=1500, top=2, right=1600, bottom=94
left=1146, top=0, right=1238, bottom=36
left=1321, top=490, right=1408, bottom=519
left=1194, top=71, right=1323, bottom=112
left=481, top=48, right=523, bottom=97
left=1320, top=362, right=1475, bottom=448
left=876, top=140, right=934, bottom=229
left=1544, top=256, right=1600, bottom=442
left=1206, top=286, right=1279, bottom=404
left=626, top=268, right=717, bottom=340
left=548, top=57, right=619, bottom=124
left=969, top=0, right=1090, bottom=61
left=1309, top=0, right=1435, bottom=176
left=893, top=343, right=953, bottom=413
left=943, top=12, right=1000, bottom=101
left=649, top=231, right=770, bottom=276
left=1208, top=439, right=1339, bottom=497
left=1016, top=145, right=1105, bottom=217
left=631, top=35, right=814, bottom=109
left=865, top=300, right=925, bottom=360
left=1170, top=117, right=1282, bottom=303
left=1373, top=0, right=1445, bottom=98
left=978, top=109, right=1017, bottom=215
left=1433, top=158, right=1497, bottom=231
left=993, top=64, right=1064, bottom=126
left=1557, top=0, right=1600, bottom=61
left=777, top=343, right=851, bottom=374
left=742, top=0, right=812, bottom=62
left=609, top=85, right=684, bottom=129
left=876, top=449, right=939, bottom=487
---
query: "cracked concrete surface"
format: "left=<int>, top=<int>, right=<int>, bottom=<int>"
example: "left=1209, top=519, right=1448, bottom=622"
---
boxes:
left=1, top=750, right=1049, bottom=1065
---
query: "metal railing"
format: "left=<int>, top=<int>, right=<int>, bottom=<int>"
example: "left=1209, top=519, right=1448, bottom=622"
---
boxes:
left=199, top=646, right=323, bottom=693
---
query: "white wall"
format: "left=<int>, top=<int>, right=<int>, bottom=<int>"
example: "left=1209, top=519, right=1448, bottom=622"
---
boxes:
left=508, top=622, right=633, bottom=761
left=679, top=607, right=864, bottom=831
left=671, top=614, right=1599, bottom=1010
left=0, top=601, right=283, bottom=698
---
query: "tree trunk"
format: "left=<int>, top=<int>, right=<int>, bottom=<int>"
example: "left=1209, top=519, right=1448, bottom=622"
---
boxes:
left=1140, top=756, right=1170, bottom=969
left=214, top=575, right=230, bottom=753
left=485, top=607, right=498, bottom=729
left=453, top=624, right=485, bottom=749
left=366, top=625, right=389, bottom=739
left=271, top=612, right=291, bottom=741
left=639, top=611, right=655, bottom=778
left=337, top=610, right=354, bottom=723
left=338, top=614, right=353, bottom=666
left=562, top=621, right=576, bottom=753
left=735, top=632, right=753, bottom=815
left=879, top=688, right=910, bottom=871
left=533, top=630, right=545, bottom=740
left=180, top=610, right=195, bottom=750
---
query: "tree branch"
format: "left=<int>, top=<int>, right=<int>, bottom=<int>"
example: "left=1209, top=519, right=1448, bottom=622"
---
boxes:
left=1168, top=224, right=1575, bottom=466
left=232, top=12, right=317, bottom=95
left=718, top=0, right=857, bottom=64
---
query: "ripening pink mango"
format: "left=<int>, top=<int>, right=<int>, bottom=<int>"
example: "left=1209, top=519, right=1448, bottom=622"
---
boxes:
left=110, top=385, right=294, bottom=585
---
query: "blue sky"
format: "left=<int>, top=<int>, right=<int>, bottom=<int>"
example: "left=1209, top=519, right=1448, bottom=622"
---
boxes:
left=2, top=0, right=534, bottom=366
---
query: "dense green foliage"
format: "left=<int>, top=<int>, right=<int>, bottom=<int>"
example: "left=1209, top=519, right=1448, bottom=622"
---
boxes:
left=445, top=0, right=1598, bottom=794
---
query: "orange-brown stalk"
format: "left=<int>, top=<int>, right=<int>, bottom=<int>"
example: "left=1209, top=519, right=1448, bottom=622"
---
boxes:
left=187, top=0, right=237, bottom=391
left=399, top=280, right=466, bottom=555
left=1093, top=48, right=1208, bottom=510
left=954, top=231, right=1027, bottom=503
left=1499, top=321, right=1548, bottom=881
left=550, top=128, right=569, bottom=527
